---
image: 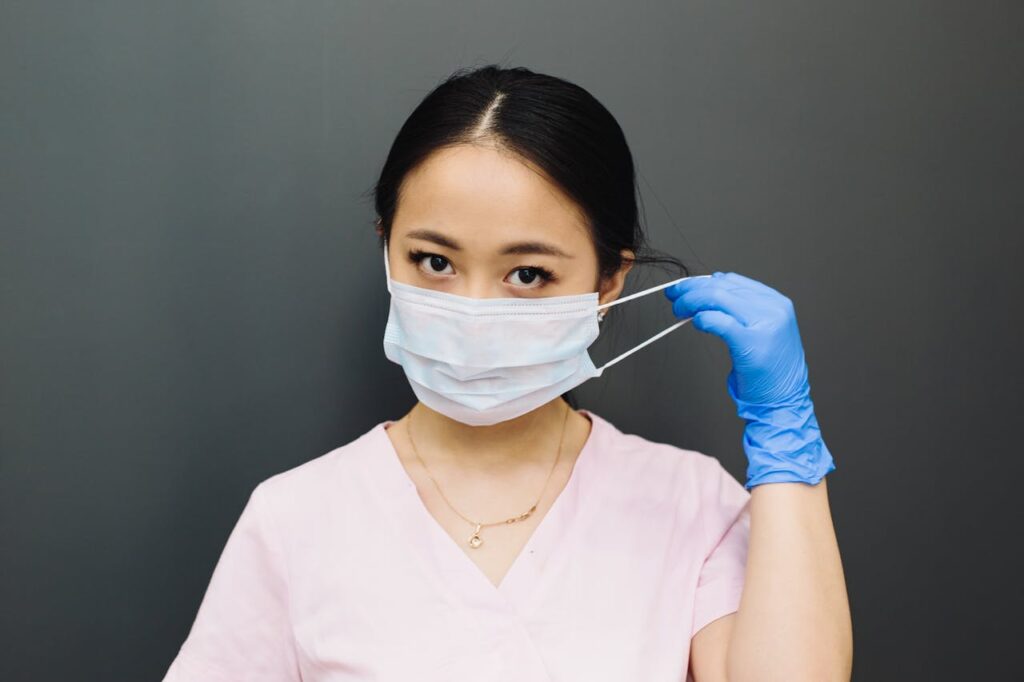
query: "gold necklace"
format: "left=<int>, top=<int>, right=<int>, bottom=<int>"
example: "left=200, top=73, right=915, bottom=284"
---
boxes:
left=405, top=402, right=571, bottom=549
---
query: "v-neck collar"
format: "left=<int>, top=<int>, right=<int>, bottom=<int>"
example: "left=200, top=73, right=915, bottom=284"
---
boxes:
left=366, top=408, right=604, bottom=616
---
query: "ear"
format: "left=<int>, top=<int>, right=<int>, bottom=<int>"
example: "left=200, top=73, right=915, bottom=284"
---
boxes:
left=374, top=216, right=384, bottom=237
left=597, top=249, right=635, bottom=308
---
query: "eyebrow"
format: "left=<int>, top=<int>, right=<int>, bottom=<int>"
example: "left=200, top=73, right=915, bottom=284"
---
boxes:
left=405, top=229, right=573, bottom=258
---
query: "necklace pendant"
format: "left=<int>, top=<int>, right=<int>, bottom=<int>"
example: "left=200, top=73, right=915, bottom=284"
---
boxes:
left=468, top=523, right=483, bottom=549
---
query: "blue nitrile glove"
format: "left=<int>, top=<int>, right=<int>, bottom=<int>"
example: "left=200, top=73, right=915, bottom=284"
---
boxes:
left=664, top=271, right=836, bottom=489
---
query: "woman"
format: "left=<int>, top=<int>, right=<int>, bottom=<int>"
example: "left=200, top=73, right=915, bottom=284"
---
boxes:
left=163, top=65, right=852, bottom=681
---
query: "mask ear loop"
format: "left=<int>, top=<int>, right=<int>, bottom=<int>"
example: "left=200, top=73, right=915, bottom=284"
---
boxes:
left=383, top=238, right=393, bottom=294
left=594, top=274, right=712, bottom=372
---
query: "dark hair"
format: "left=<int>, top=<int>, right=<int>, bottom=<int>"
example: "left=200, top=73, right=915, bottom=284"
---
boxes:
left=365, top=64, right=690, bottom=410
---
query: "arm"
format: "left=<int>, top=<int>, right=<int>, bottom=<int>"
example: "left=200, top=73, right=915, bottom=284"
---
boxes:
left=689, top=480, right=851, bottom=682
left=667, top=272, right=853, bottom=681
left=730, top=478, right=851, bottom=680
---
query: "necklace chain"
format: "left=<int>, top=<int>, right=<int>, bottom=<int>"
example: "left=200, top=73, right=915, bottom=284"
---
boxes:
left=405, top=402, right=571, bottom=549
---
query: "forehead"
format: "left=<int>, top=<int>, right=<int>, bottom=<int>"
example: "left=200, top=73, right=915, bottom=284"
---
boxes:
left=392, top=144, right=591, bottom=248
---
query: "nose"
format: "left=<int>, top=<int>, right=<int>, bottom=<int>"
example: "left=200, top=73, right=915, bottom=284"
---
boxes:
left=457, top=275, right=508, bottom=299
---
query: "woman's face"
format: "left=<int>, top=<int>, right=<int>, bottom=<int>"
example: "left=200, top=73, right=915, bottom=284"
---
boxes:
left=384, top=144, right=631, bottom=304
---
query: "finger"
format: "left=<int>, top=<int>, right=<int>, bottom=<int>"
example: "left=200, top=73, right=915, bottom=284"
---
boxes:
left=665, top=272, right=750, bottom=302
left=721, top=272, right=796, bottom=319
left=721, top=271, right=784, bottom=298
left=691, top=310, right=743, bottom=345
left=663, top=274, right=714, bottom=301
left=671, top=285, right=756, bottom=326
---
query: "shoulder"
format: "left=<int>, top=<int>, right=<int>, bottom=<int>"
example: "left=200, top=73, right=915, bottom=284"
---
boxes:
left=586, top=411, right=750, bottom=542
left=587, top=410, right=746, bottom=500
left=247, top=420, right=390, bottom=520
left=584, top=411, right=750, bottom=563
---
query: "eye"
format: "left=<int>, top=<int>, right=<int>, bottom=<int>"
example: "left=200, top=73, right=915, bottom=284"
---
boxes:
left=506, top=266, right=555, bottom=288
left=406, top=249, right=557, bottom=289
left=409, top=250, right=454, bottom=276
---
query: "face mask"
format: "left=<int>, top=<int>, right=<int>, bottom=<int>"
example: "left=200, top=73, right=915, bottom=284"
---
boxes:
left=380, top=240, right=710, bottom=426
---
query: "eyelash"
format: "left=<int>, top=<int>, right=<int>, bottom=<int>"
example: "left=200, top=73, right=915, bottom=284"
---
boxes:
left=407, top=249, right=558, bottom=287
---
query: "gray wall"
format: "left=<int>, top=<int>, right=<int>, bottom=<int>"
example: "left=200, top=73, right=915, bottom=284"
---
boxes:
left=2, top=1, right=1020, bottom=679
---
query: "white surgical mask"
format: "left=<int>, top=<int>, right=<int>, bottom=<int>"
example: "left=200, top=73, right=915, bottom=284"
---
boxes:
left=381, top=240, right=709, bottom=426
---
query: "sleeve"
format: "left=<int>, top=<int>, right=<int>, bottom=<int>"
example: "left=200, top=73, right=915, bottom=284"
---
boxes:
left=691, top=458, right=752, bottom=638
left=161, top=482, right=301, bottom=681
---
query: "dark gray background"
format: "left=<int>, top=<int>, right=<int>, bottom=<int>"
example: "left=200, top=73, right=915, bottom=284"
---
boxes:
left=2, top=1, right=1021, bottom=680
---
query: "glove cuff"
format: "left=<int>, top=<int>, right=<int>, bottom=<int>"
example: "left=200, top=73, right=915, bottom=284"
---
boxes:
left=727, top=375, right=837, bottom=490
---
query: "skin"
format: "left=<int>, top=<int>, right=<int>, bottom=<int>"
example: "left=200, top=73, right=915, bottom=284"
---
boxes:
left=378, top=142, right=852, bottom=681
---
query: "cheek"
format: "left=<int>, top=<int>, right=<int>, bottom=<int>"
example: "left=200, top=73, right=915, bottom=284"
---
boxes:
left=386, top=252, right=420, bottom=286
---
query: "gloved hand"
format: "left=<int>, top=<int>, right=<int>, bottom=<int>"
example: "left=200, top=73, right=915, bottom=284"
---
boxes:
left=664, top=271, right=835, bottom=489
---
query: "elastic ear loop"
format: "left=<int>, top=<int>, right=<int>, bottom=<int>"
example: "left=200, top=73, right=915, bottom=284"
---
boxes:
left=383, top=239, right=393, bottom=294
left=594, top=274, right=713, bottom=372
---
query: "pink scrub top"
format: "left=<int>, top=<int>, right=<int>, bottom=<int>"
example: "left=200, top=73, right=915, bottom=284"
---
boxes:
left=161, top=409, right=751, bottom=681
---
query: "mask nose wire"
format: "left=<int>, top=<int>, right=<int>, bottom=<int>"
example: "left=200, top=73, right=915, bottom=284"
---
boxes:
left=593, top=273, right=713, bottom=373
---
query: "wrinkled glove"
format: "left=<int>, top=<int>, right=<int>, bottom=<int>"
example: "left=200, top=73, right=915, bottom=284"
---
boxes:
left=665, top=271, right=835, bottom=489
